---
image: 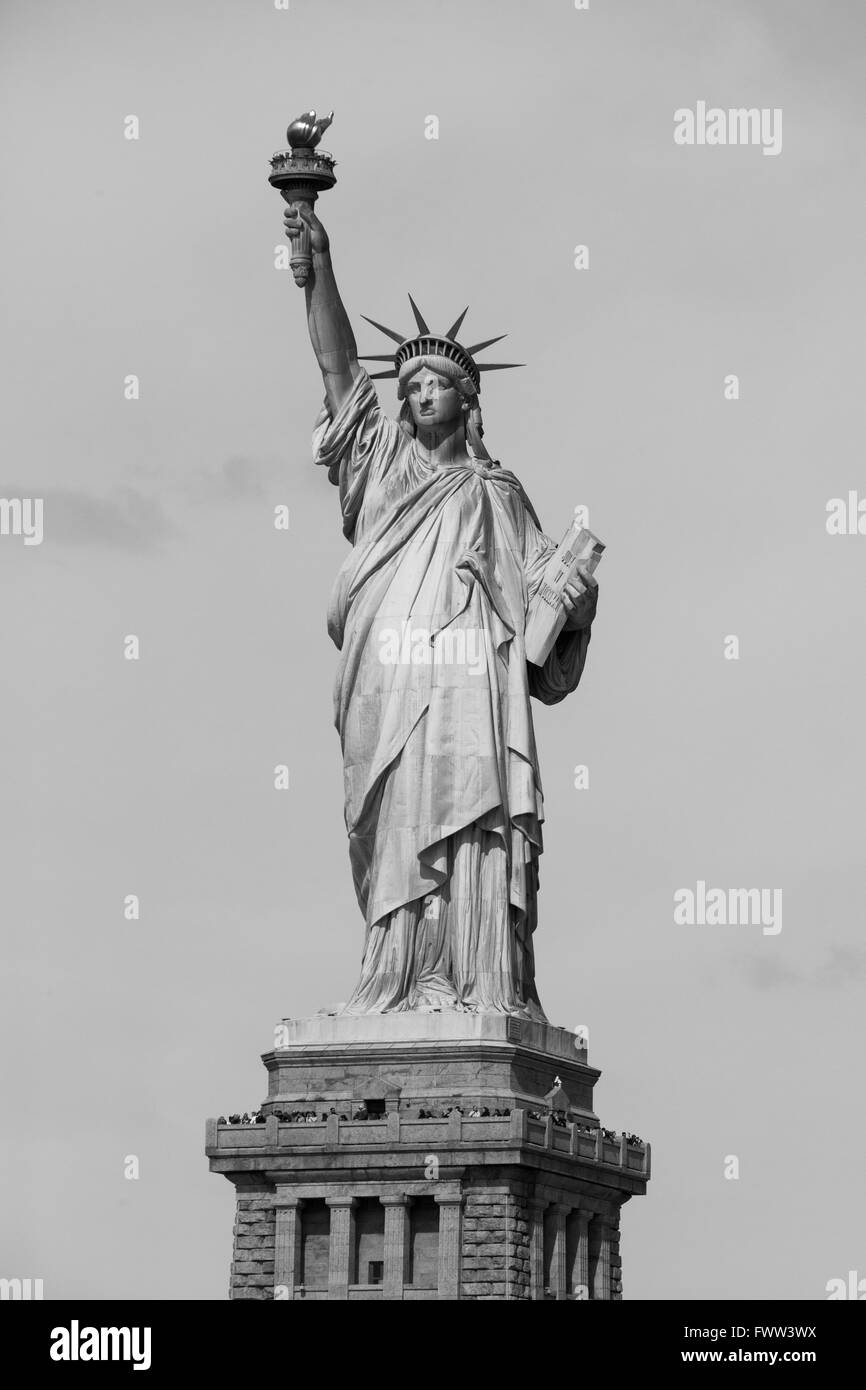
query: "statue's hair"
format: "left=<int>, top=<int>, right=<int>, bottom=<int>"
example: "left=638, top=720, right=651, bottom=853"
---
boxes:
left=397, top=355, right=492, bottom=462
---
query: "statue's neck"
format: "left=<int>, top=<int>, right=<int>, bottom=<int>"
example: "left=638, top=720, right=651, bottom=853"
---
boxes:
left=414, top=418, right=470, bottom=467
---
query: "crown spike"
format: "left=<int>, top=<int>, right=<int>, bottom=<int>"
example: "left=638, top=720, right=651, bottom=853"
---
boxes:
left=367, top=369, right=399, bottom=379
left=476, top=363, right=524, bottom=372
left=466, top=334, right=508, bottom=355
left=360, top=314, right=406, bottom=345
left=408, top=295, right=430, bottom=334
left=358, top=354, right=400, bottom=362
left=444, top=306, right=469, bottom=340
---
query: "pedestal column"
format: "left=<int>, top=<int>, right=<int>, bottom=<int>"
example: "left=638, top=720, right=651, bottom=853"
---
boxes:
left=273, top=1192, right=303, bottom=1299
left=591, top=1214, right=612, bottom=1301
left=529, top=1197, right=547, bottom=1300
left=552, top=1202, right=570, bottom=1300
left=574, top=1208, right=591, bottom=1300
left=326, top=1196, right=357, bottom=1299
left=381, top=1194, right=410, bottom=1300
left=435, top=1193, right=462, bottom=1300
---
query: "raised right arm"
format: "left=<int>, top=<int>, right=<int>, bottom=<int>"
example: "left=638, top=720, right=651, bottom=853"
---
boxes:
left=283, top=202, right=359, bottom=417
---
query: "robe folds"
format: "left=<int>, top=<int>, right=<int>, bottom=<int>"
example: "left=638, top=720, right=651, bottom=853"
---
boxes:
left=313, top=368, right=592, bottom=1016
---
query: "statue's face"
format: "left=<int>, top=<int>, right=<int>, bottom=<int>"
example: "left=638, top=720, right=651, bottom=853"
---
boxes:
left=405, top=367, right=463, bottom=429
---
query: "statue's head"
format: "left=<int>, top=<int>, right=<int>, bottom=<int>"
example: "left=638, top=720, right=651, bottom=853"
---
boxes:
left=359, top=300, right=523, bottom=462
left=397, top=354, right=485, bottom=453
left=401, top=361, right=473, bottom=431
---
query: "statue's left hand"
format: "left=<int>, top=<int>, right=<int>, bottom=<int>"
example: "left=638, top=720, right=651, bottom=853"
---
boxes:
left=562, top=567, right=598, bottom=631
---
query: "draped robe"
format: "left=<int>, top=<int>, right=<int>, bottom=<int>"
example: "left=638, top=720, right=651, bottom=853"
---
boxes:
left=313, top=368, right=593, bottom=1017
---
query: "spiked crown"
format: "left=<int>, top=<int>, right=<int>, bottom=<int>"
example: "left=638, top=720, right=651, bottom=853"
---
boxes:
left=359, top=296, right=523, bottom=396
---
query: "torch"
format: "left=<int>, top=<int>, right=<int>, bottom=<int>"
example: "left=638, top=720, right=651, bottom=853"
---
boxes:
left=268, top=110, right=337, bottom=287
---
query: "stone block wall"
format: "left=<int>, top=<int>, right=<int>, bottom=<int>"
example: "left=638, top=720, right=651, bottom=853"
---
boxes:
left=230, top=1191, right=275, bottom=1300
left=460, top=1182, right=532, bottom=1301
left=610, top=1217, right=623, bottom=1301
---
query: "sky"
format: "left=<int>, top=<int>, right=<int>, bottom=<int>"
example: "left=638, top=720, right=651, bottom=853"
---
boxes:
left=1, top=0, right=864, bottom=1300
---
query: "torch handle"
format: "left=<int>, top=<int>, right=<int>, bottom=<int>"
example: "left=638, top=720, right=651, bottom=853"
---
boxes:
left=280, top=192, right=317, bottom=288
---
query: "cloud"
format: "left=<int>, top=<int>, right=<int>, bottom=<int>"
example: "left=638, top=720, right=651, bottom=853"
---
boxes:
left=818, top=946, right=866, bottom=985
left=741, top=955, right=802, bottom=990
left=737, top=945, right=866, bottom=991
left=2, top=458, right=287, bottom=555
left=5, top=486, right=177, bottom=551
left=181, top=456, right=284, bottom=505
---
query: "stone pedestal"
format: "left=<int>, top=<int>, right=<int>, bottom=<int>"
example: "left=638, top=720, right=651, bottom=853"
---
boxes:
left=206, top=1013, right=649, bottom=1300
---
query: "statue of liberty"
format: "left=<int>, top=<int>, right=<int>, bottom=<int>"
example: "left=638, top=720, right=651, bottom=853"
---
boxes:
left=283, top=200, right=599, bottom=1020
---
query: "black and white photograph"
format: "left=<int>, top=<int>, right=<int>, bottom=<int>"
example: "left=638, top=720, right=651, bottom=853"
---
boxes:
left=2, top=0, right=863, bottom=1366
